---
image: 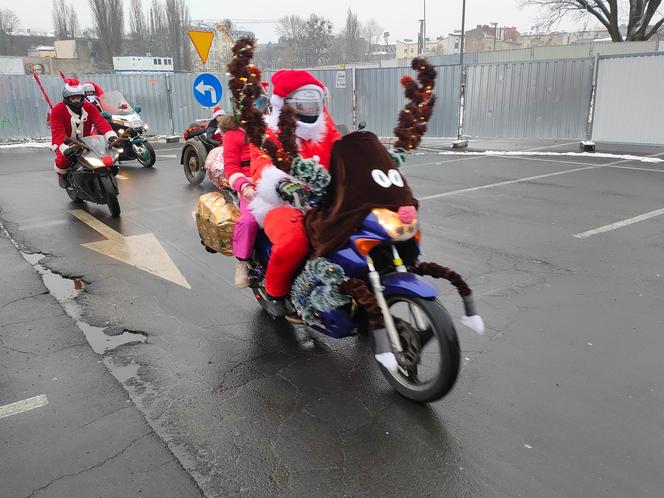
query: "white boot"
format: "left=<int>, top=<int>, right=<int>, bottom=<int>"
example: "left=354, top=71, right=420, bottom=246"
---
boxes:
left=234, top=261, right=250, bottom=289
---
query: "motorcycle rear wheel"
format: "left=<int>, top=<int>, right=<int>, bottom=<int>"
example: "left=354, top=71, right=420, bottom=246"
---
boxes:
left=376, top=296, right=460, bottom=403
left=106, top=192, right=121, bottom=218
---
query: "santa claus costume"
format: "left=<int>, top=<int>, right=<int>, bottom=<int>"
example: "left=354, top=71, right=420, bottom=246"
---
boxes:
left=249, top=70, right=341, bottom=304
left=51, top=78, right=116, bottom=178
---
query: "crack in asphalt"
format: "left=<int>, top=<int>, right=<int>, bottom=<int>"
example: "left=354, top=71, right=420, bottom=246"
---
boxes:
left=79, top=405, right=134, bottom=429
left=23, top=432, right=151, bottom=498
left=0, top=291, right=49, bottom=312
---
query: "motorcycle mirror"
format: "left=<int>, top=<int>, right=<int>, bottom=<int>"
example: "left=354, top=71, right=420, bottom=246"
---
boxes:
left=358, top=121, right=367, bottom=130
left=134, top=106, right=142, bottom=114
left=101, top=111, right=112, bottom=120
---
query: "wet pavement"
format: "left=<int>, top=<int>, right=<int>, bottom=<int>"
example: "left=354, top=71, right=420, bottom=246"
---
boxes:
left=1, top=140, right=664, bottom=497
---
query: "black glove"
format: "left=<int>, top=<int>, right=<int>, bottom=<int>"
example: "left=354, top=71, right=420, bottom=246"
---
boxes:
left=63, top=143, right=81, bottom=157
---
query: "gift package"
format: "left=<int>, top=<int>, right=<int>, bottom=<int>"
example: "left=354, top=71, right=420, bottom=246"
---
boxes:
left=195, top=192, right=240, bottom=256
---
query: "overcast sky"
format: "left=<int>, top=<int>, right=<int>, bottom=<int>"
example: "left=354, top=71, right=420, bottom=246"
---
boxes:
left=6, top=0, right=592, bottom=42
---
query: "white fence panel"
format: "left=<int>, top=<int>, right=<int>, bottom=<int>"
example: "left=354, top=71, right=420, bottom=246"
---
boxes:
left=592, top=54, right=664, bottom=145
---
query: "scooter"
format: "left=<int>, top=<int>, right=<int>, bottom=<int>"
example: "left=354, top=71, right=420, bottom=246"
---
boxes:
left=63, top=134, right=128, bottom=218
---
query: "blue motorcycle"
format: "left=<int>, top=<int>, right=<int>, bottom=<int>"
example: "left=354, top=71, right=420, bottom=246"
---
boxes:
left=247, top=134, right=464, bottom=403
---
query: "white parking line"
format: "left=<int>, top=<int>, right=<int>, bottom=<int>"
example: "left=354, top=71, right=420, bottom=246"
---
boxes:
left=574, top=207, right=664, bottom=239
left=116, top=174, right=128, bottom=180
left=0, top=395, right=49, bottom=419
left=159, top=154, right=177, bottom=159
left=607, top=165, right=664, bottom=173
left=421, top=164, right=603, bottom=200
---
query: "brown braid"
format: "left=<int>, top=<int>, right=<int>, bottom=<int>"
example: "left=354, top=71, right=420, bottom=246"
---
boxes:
left=227, top=37, right=265, bottom=147
left=265, top=105, right=299, bottom=172
left=394, top=57, right=437, bottom=151
left=412, top=262, right=472, bottom=297
left=340, top=278, right=385, bottom=331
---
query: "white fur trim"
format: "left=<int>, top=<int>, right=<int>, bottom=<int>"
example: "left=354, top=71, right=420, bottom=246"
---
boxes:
left=54, top=163, right=70, bottom=174
left=294, top=114, right=326, bottom=143
left=249, top=165, right=290, bottom=225
left=104, top=130, right=117, bottom=140
left=58, top=143, right=70, bottom=154
left=228, top=172, right=247, bottom=186
left=461, top=315, right=485, bottom=335
left=270, top=94, right=284, bottom=108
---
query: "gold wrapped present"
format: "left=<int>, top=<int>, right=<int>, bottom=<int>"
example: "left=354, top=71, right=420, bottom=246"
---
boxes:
left=195, top=192, right=240, bottom=256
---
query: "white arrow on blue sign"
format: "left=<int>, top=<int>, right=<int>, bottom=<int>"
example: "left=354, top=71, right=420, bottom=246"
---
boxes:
left=193, top=73, right=223, bottom=107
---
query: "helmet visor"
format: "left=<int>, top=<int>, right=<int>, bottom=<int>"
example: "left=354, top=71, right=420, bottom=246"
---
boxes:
left=285, top=88, right=322, bottom=118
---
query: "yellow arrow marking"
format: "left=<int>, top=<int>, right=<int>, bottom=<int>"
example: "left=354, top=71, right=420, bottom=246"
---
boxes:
left=188, top=30, right=215, bottom=64
left=70, top=209, right=191, bottom=289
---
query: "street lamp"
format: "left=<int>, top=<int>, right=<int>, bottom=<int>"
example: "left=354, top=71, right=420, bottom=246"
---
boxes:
left=455, top=0, right=467, bottom=145
left=491, top=22, right=498, bottom=51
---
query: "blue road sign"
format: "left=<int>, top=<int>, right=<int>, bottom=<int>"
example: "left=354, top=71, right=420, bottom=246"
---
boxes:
left=193, top=73, right=223, bottom=107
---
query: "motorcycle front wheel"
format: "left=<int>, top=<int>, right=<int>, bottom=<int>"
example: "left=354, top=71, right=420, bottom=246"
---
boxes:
left=134, top=141, right=156, bottom=167
left=66, top=188, right=83, bottom=203
left=376, top=296, right=460, bottom=403
left=106, top=192, right=121, bottom=218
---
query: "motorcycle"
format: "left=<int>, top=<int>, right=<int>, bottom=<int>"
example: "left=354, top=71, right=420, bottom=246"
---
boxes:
left=180, top=120, right=218, bottom=185
left=100, top=91, right=156, bottom=168
left=246, top=132, right=461, bottom=403
left=63, top=135, right=128, bottom=218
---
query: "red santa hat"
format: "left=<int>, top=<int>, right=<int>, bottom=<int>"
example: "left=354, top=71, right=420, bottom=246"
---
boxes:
left=212, top=106, right=225, bottom=119
left=270, top=70, right=325, bottom=108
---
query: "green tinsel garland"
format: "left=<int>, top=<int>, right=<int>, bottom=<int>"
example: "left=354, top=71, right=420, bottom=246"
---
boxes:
left=388, top=147, right=408, bottom=167
left=290, top=258, right=350, bottom=325
left=290, top=156, right=331, bottom=195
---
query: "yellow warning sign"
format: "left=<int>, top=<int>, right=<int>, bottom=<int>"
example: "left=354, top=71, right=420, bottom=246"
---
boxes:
left=188, top=30, right=215, bottom=64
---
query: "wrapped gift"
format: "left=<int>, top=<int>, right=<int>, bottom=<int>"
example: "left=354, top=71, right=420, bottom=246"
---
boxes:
left=205, top=147, right=230, bottom=190
left=195, top=192, right=240, bottom=256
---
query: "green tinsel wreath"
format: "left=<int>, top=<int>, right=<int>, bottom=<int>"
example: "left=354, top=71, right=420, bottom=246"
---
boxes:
left=290, top=258, right=350, bottom=325
left=290, top=156, right=331, bottom=195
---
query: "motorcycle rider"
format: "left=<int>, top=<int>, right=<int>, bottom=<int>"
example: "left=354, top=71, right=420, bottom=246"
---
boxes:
left=205, top=106, right=225, bottom=146
left=82, top=81, right=104, bottom=113
left=51, top=78, right=117, bottom=188
left=249, top=70, right=341, bottom=316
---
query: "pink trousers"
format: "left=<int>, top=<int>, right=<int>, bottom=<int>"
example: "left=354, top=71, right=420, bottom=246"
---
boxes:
left=232, top=197, right=259, bottom=260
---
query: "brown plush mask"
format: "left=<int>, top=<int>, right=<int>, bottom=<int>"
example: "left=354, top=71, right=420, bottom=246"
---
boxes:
left=306, top=131, right=418, bottom=257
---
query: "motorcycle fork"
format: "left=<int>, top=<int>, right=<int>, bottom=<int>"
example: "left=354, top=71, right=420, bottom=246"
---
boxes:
left=366, top=255, right=404, bottom=353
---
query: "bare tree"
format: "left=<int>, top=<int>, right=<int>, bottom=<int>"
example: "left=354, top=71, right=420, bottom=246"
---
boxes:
left=53, top=0, right=79, bottom=39
left=278, top=15, right=307, bottom=66
left=341, top=8, right=364, bottom=62
left=363, top=19, right=383, bottom=61
left=165, top=0, right=191, bottom=71
left=148, top=0, right=168, bottom=52
left=129, top=0, right=147, bottom=54
left=521, top=0, right=664, bottom=41
left=89, top=0, right=124, bottom=64
left=0, top=7, right=19, bottom=55
left=0, top=7, right=19, bottom=34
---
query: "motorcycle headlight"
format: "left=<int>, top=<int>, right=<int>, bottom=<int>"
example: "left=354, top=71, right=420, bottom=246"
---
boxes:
left=372, top=208, right=418, bottom=242
left=87, top=157, right=106, bottom=168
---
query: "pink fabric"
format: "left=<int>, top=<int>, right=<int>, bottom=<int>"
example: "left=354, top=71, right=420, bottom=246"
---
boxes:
left=232, top=196, right=259, bottom=260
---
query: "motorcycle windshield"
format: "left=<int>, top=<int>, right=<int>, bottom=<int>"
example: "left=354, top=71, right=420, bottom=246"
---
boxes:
left=81, top=136, right=110, bottom=156
left=100, top=91, right=134, bottom=116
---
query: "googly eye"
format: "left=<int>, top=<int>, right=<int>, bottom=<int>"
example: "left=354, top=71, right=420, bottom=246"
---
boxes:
left=371, top=169, right=391, bottom=188
left=388, top=169, right=404, bottom=187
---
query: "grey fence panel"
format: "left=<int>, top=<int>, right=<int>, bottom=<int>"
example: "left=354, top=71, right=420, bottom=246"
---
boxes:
left=464, top=58, right=594, bottom=139
left=355, top=65, right=459, bottom=138
left=0, top=75, right=63, bottom=139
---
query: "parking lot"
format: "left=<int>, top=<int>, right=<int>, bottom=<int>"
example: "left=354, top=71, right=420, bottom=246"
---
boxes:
left=1, top=138, right=663, bottom=497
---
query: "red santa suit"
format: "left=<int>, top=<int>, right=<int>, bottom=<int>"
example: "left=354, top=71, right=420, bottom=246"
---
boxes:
left=249, top=70, right=341, bottom=298
left=51, top=99, right=115, bottom=175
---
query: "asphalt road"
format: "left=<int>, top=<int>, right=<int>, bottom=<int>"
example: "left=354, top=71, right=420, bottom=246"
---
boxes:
left=1, top=139, right=663, bottom=497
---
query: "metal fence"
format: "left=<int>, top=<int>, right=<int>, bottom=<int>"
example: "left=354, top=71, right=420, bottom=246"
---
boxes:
left=464, top=58, right=595, bottom=139
left=0, top=52, right=661, bottom=145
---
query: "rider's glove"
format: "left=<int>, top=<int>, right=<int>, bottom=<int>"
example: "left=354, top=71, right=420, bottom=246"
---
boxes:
left=63, top=144, right=81, bottom=157
left=276, top=179, right=305, bottom=203
left=107, top=135, right=119, bottom=147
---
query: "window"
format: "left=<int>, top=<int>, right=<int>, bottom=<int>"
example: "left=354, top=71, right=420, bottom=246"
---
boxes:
left=153, top=58, right=158, bottom=65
